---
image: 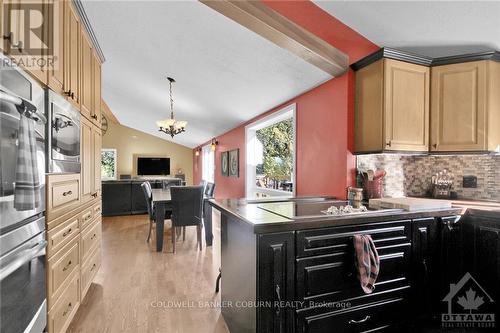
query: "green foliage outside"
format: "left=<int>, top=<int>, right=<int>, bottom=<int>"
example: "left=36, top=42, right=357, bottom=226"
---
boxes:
left=101, top=150, right=116, bottom=179
left=256, top=118, right=293, bottom=189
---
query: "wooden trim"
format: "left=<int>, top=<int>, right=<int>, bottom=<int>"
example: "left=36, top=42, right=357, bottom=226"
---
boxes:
left=352, top=48, right=500, bottom=71
left=101, top=100, right=120, bottom=124
left=200, top=0, right=348, bottom=77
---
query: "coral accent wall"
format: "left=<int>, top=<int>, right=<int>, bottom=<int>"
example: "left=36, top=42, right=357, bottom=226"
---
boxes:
left=194, top=0, right=378, bottom=199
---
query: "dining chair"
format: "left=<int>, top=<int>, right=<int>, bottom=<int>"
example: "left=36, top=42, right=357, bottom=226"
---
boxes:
left=205, top=182, right=216, bottom=198
left=199, top=180, right=207, bottom=194
left=141, top=181, right=171, bottom=242
left=170, top=185, right=204, bottom=253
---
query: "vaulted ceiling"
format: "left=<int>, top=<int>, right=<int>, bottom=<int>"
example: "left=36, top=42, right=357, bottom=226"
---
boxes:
left=313, top=0, right=500, bottom=58
left=82, top=1, right=331, bottom=148
left=84, top=1, right=500, bottom=149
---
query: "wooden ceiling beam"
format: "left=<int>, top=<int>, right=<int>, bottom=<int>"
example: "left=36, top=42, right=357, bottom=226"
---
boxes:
left=200, top=0, right=349, bottom=77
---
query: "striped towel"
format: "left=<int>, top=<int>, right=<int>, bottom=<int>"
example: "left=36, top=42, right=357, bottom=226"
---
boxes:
left=353, top=234, right=380, bottom=294
left=14, top=114, right=41, bottom=210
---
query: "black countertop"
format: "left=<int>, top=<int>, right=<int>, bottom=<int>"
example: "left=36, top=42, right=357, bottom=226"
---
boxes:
left=210, top=197, right=464, bottom=233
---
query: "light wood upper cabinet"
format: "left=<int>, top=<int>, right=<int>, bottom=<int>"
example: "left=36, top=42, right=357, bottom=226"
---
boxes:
left=430, top=60, right=499, bottom=152
left=80, top=31, right=93, bottom=120
left=355, top=58, right=430, bottom=153
left=48, top=0, right=65, bottom=93
left=65, top=1, right=80, bottom=107
left=92, top=54, right=102, bottom=126
left=81, top=117, right=102, bottom=203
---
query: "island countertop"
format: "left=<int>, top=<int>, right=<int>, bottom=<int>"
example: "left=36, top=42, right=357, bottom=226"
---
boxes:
left=210, top=197, right=464, bottom=233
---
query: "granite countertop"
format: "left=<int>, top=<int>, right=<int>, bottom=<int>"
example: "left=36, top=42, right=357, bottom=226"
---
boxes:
left=210, top=198, right=464, bottom=233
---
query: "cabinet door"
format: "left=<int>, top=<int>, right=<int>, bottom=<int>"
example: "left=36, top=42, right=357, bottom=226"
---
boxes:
left=384, top=59, right=429, bottom=151
left=80, top=117, right=93, bottom=203
left=93, top=127, right=101, bottom=194
left=48, top=0, right=65, bottom=93
left=412, top=218, right=440, bottom=317
left=354, top=59, right=384, bottom=153
left=257, top=232, right=295, bottom=333
left=92, top=54, right=102, bottom=126
left=0, top=0, right=6, bottom=53
left=470, top=217, right=500, bottom=316
left=431, top=61, right=487, bottom=152
left=65, top=2, right=80, bottom=107
left=80, top=31, right=93, bottom=120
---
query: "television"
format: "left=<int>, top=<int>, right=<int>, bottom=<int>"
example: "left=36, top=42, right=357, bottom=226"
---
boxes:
left=137, top=157, right=170, bottom=176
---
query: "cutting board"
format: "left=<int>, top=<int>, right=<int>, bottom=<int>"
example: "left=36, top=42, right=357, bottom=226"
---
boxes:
left=369, top=197, right=452, bottom=211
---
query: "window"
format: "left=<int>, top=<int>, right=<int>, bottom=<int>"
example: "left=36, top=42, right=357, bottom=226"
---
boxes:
left=202, top=144, right=215, bottom=183
left=246, top=104, right=296, bottom=198
left=101, top=149, right=117, bottom=180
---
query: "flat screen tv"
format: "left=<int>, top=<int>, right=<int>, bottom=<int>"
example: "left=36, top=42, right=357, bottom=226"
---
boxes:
left=137, top=157, right=170, bottom=176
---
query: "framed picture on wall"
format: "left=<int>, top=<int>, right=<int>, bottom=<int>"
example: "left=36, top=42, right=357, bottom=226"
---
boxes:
left=221, top=151, right=229, bottom=176
left=229, top=149, right=239, bottom=177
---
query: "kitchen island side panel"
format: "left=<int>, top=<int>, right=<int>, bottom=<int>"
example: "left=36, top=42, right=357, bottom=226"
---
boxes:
left=221, top=214, right=257, bottom=333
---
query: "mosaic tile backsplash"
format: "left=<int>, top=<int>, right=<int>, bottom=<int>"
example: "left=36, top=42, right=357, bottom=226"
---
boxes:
left=356, top=154, right=500, bottom=201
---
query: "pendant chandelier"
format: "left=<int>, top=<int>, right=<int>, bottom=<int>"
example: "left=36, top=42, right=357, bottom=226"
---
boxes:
left=156, top=77, right=187, bottom=138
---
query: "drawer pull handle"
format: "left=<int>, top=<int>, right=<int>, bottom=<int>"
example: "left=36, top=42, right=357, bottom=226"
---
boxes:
left=349, top=315, right=370, bottom=324
left=63, top=228, right=72, bottom=237
left=90, top=263, right=97, bottom=272
left=62, top=260, right=72, bottom=271
left=62, top=302, right=72, bottom=317
left=62, top=190, right=72, bottom=197
left=84, top=214, right=91, bottom=221
left=91, top=233, right=97, bottom=240
left=92, top=192, right=98, bottom=198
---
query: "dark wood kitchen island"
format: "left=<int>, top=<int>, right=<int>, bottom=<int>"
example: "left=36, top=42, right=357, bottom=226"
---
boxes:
left=210, top=197, right=464, bottom=333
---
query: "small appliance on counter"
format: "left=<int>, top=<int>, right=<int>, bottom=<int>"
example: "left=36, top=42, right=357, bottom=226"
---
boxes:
left=431, top=169, right=454, bottom=199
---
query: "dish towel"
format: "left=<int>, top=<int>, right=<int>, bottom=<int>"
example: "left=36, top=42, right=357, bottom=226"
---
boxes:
left=14, top=114, right=41, bottom=210
left=353, top=234, right=380, bottom=294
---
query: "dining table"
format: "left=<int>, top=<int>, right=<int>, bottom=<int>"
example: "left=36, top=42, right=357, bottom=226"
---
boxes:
left=152, top=188, right=214, bottom=252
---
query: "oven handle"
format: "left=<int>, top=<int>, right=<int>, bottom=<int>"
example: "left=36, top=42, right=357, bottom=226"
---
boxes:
left=0, top=89, right=47, bottom=124
left=0, top=240, right=47, bottom=281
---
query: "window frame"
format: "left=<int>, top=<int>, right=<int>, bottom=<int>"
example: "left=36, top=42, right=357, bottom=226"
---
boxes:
left=245, top=104, right=296, bottom=198
left=101, top=148, right=118, bottom=181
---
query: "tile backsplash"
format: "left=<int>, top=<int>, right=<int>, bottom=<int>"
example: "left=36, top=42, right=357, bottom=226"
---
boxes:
left=356, top=154, right=500, bottom=201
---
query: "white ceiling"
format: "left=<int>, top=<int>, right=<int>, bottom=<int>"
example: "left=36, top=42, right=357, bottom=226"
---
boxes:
left=82, top=0, right=331, bottom=148
left=314, top=0, right=500, bottom=58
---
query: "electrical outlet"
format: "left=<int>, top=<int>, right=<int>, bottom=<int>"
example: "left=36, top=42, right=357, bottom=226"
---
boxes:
left=463, top=175, right=477, bottom=188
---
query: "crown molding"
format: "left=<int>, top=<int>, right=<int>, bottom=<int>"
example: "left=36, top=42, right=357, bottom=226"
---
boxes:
left=72, top=0, right=105, bottom=63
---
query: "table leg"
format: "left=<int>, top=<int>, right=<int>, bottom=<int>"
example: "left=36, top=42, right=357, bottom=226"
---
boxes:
left=203, top=201, right=213, bottom=246
left=156, top=202, right=165, bottom=252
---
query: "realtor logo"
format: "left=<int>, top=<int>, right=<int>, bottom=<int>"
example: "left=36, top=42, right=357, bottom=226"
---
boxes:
left=2, top=0, right=58, bottom=70
left=442, top=272, right=495, bottom=328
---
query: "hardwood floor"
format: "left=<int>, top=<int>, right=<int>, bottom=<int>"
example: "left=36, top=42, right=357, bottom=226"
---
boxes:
left=67, top=212, right=229, bottom=333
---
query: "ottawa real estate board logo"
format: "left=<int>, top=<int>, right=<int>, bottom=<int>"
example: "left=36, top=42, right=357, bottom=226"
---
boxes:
left=442, top=272, right=495, bottom=328
left=2, top=0, right=59, bottom=69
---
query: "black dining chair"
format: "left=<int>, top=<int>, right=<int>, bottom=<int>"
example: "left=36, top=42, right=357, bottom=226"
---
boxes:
left=204, top=182, right=216, bottom=198
left=141, top=181, right=171, bottom=242
left=170, top=185, right=204, bottom=253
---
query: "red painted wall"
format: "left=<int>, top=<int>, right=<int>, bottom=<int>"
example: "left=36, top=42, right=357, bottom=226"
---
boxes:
left=193, top=1, right=378, bottom=199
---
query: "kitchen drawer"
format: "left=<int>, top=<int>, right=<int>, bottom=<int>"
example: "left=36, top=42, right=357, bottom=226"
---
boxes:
left=81, top=245, right=101, bottom=300
left=297, top=297, right=406, bottom=333
left=79, top=206, right=94, bottom=230
left=48, top=237, right=80, bottom=309
left=47, top=273, right=81, bottom=333
left=47, top=216, right=80, bottom=257
left=296, top=220, right=411, bottom=258
left=81, top=218, right=101, bottom=262
left=92, top=200, right=102, bottom=218
left=296, top=243, right=411, bottom=306
left=47, top=174, right=81, bottom=221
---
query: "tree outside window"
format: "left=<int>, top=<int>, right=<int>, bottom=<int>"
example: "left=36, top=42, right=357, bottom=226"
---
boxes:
left=255, top=118, right=293, bottom=192
left=101, top=149, right=117, bottom=180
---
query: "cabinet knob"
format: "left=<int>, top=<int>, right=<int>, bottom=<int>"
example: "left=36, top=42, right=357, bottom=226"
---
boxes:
left=62, top=190, right=72, bottom=196
left=92, top=114, right=98, bottom=120
left=433, top=143, right=438, bottom=149
left=63, top=90, right=71, bottom=96
left=71, top=92, right=75, bottom=99
left=386, top=141, right=391, bottom=147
